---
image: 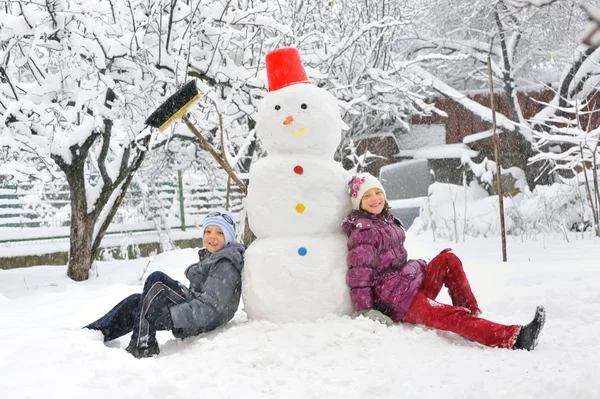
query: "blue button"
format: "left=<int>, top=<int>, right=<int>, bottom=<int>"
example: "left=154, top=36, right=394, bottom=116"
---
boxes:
left=298, top=247, right=307, bottom=256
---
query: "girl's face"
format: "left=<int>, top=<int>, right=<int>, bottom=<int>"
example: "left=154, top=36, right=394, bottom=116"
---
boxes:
left=360, top=188, right=386, bottom=215
left=204, top=225, right=225, bottom=253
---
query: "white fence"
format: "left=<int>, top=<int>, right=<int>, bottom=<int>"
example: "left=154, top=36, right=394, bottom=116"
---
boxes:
left=0, top=172, right=244, bottom=243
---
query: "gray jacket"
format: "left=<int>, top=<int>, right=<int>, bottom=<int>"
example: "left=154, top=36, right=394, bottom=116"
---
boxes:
left=170, top=242, right=245, bottom=338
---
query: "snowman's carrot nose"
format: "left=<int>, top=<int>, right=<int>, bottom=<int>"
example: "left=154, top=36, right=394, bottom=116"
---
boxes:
left=283, top=115, right=293, bottom=125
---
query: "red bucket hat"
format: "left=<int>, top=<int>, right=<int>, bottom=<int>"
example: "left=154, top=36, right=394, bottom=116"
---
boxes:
left=265, top=47, right=311, bottom=92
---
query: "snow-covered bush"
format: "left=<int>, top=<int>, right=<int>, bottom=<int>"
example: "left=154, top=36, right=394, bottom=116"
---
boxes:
left=410, top=180, right=594, bottom=241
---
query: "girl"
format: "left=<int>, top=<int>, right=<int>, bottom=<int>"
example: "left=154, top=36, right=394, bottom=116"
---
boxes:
left=343, top=173, right=545, bottom=350
left=85, top=208, right=245, bottom=358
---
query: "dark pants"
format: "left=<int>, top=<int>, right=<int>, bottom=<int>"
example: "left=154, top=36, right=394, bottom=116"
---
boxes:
left=85, top=271, right=187, bottom=349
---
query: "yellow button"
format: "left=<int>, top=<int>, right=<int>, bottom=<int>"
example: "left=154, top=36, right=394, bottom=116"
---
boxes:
left=296, top=204, right=305, bottom=213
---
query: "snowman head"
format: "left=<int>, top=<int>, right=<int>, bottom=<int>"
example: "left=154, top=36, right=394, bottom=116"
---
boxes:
left=257, top=48, right=342, bottom=157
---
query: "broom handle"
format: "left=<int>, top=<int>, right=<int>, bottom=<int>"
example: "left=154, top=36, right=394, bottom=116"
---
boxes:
left=182, top=115, right=248, bottom=195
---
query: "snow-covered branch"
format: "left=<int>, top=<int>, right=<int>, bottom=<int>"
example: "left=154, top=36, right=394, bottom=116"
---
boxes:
left=505, top=0, right=558, bottom=8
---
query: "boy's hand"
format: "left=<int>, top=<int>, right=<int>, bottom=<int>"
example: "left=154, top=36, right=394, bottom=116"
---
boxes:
left=178, top=283, right=191, bottom=298
left=354, top=309, right=393, bottom=326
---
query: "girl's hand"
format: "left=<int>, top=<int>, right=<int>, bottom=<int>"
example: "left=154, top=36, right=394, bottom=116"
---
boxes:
left=354, top=309, right=394, bottom=327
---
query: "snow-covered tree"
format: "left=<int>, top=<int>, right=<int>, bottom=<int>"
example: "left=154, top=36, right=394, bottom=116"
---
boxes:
left=405, top=0, right=600, bottom=186
left=5, top=0, right=599, bottom=280
left=0, top=0, right=183, bottom=280
left=529, top=89, right=600, bottom=235
left=0, top=0, right=285, bottom=280
left=269, top=0, right=436, bottom=160
left=180, top=0, right=289, bottom=175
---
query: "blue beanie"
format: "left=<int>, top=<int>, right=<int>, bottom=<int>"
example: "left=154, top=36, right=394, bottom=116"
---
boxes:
left=202, top=208, right=236, bottom=245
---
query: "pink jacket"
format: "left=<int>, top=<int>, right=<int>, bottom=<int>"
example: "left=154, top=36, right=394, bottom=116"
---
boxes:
left=342, top=210, right=426, bottom=322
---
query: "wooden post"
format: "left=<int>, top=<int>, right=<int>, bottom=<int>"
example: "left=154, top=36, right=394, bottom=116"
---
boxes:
left=177, top=169, right=186, bottom=231
left=487, top=55, right=507, bottom=262
left=181, top=114, right=247, bottom=194
left=218, top=112, right=232, bottom=210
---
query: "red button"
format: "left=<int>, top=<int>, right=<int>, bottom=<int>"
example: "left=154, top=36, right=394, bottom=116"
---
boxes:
left=294, top=165, right=303, bottom=175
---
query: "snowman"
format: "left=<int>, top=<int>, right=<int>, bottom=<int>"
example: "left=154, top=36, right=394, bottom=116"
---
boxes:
left=242, top=48, right=353, bottom=322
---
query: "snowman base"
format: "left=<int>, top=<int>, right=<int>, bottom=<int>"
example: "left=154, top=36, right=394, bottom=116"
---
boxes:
left=242, top=234, right=353, bottom=322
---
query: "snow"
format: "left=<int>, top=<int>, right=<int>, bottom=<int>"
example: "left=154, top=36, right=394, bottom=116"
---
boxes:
left=398, top=124, right=446, bottom=150
left=506, top=0, right=557, bottom=6
left=49, top=113, right=97, bottom=166
left=398, top=143, right=479, bottom=160
left=409, top=178, right=594, bottom=240
left=0, top=228, right=204, bottom=259
left=1, top=235, right=599, bottom=398
left=388, top=197, right=427, bottom=209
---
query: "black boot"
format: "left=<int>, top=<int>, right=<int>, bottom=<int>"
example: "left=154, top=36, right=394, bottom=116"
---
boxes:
left=125, top=343, right=160, bottom=359
left=83, top=294, right=140, bottom=342
left=513, top=306, right=546, bottom=351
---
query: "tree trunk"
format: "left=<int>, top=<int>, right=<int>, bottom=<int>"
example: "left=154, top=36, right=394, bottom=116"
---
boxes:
left=239, top=117, right=257, bottom=174
left=66, top=164, right=96, bottom=281
left=68, top=206, right=95, bottom=281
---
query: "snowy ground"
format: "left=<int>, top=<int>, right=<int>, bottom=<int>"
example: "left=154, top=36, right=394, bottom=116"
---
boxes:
left=1, top=232, right=599, bottom=399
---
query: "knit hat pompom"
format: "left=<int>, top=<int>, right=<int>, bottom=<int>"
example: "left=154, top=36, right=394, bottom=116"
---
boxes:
left=347, top=173, right=386, bottom=210
left=202, top=208, right=236, bottom=245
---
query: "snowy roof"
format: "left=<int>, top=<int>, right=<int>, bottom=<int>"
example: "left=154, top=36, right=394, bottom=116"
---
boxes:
left=353, top=131, right=399, bottom=142
left=399, top=124, right=446, bottom=150
left=380, top=158, right=427, bottom=173
left=450, top=80, right=559, bottom=97
left=396, top=143, right=478, bottom=160
left=462, top=129, right=501, bottom=144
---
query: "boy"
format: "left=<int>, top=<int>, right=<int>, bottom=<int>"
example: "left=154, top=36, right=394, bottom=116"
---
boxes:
left=85, top=208, right=245, bottom=358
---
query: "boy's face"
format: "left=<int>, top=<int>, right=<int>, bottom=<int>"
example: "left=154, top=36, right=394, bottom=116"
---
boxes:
left=204, top=225, right=225, bottom=253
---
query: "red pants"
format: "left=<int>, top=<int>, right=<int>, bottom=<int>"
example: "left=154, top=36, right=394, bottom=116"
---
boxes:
left=403, top=251, right=520, bottom=348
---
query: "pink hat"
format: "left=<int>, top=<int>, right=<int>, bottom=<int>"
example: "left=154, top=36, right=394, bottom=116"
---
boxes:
left=348, top=173, right=386, bottom=210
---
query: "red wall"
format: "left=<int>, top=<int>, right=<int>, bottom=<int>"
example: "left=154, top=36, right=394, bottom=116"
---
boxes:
left=411, top=89, right=600, bottom=144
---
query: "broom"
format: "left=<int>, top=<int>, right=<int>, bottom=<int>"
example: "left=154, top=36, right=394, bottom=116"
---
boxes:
left=145, top=80, right=248, bottom=194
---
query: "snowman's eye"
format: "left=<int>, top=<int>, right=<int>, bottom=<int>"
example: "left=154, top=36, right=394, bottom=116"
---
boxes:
left=301, top=103, right=307, bottom=109
left=275, top=105, right=281, bottom=111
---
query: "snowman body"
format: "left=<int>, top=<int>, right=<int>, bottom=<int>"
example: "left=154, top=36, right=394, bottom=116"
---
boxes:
left=242, top=77, right=353, bottom=322
left=246, top=155, right=350, bottom=237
